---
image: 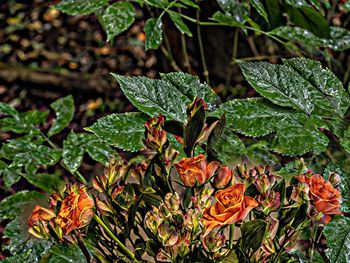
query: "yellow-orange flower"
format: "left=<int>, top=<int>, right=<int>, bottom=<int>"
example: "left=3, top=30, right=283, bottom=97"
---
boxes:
left=297, top=173, right=342, bottom=218
left=56, top=185, right=94, bottom=235
left=202, top=184, right=258, bottom=235
left=174, top=154, right=219, bottom=187
left=28, top=205, right=56, bottom=239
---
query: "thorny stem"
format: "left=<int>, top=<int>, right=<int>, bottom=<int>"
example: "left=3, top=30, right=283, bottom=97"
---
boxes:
left=196, top=2, right=210, bottom=85
left=93, top=214, right=139, bottom=262
left=40, top=131, right=87, bottom=184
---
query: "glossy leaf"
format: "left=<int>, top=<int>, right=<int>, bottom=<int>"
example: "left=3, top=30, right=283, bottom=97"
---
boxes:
left=241, top=220, right=267, bottom=253
left=86, top=112, right=148, bottom=152
left=3, top=218, right=52, bottom=263
left=282, top=58, right=350, bottom=117
left=0, top=190, right=45, bottom=220
left=112, top=74, right=188, bottom=122
left=0, top=160, right=21, bottom=190
left=211, top=11, right=245, bottom=27
left=54, top=0, right=107, bottom=15
left=144, top=18, right=163, bottom=50
left=251, top=0, right=269, bottom=23
left=325, top=27, right=350, bottom=52
left=179, top=0, right=198, bottom=8
left=100, top=2, right=135, bottom=42
left=168, top=11, right=192, bottom=36
left=48, top=244, right=86, bottom=263
left=0, top=102, right=19, bottom=118
left=145, top=0, right=168, bottom=8
left=23, top=173, right=63, bottom=193
left=239, top=61, right=314, bottom=114
left=214, top=98, right=296, bottom=137
left=216, top=0, right=249, bottom=24
left=48, top=95, right=74, bottom=137
left=0, top=110, right=49, bottom=133
left=160, top=72, right=220, bottom=109
left=86, top=138, right=116, bottom=164
left=213, top=129, right=246, bottom=165
left=63, top=131, right=91, bottom=172
left=324, top=217, right=350, bottom=263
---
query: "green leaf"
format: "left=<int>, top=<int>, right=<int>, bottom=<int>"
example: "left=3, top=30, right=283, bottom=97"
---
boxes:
left=276, top=159, right=307, bottom=181
left=48, top=244, right=86, bottom=263
left=62, top=131, right=90, bottom=172
left=167, top=11, right=192, bottom=36
left=221, top=249, right=239, bottom=263
left=160, top=72, right=220, bottom=109
left=239, top=61, right=315, bottom=114
left=0, top=161, right=21, bottom=190
left=324, top=216, right=350, bottom=263
left=241, top=220, right=267, bottom=254
left=216, top=0, right=249, bottom=25
left=3, top=218, right=52, bottom=262
left=100, top=2, right=135, bottom=42
left=179, top=0, right=198, bottom=8
left=325, top=27, right=350, bottom=52
left=54, top=0, right=107, bottom=15
left=112, top=74, right=188, bottom=122
left=23, top=173, right=63, bottom=193
left=286, top=5, right=330, bottom=38
left=86, top=112, right=148, bottom=152
left=48, top=95, right=75, bottom=137
left=0, top=111, right=49, bottom=133
left=251, top=0, right=269, bottom=23
left=213, top=129, right=246, bottom=165
left=144, top=18, right=163, bottom=50
left=145, top=0, right=168, bottom=8
left=246, top=141, right=279, bottom=166
left=86, top=138, right=116, bottom=164
left=214, top=98, right=295, bottom=137
left=0, top=102, right=19, bottom=118
left=0, top=190, right=45, bottom=220
left=273, top=116, right=329, bottom=156
left=282, top=58, right=350, bottom=117
left=211, top=11, right=245, bottom=27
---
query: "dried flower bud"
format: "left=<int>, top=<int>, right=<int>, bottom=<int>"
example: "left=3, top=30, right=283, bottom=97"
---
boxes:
left=28, top=205, right=56, bottom=239
left=96, top=198, right=114, bottom=215
left=183, top=209, right=200, bottom=236
left=145, top=207, right=162, bottom=235
left=257, top=190, right=281, bottom=214
left=253, top=167, right=275, bottom=194
left=158, top=221, right=179, bottom=246
left=144, top=114, right=167, bottom=151
left=213, top=165, right=233, bottom=189
left=164, top=192, right=180, bottom=212
left=201, top=231, right=226, bottom=254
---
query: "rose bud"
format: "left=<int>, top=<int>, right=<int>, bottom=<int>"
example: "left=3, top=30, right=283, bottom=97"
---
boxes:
left=328, top=172, right=341, bottom=187
left=297, top=173, right=342, bottom=221
left=253, top=168, right=275, bottom=194
left=143, top=114, right=167, bottom=152
left=174, top=154, right=219, bottom=188
left=56, top=185, right=95, bottom=235
left=201, top=183, right=258, bottom=236
left=28, top=205, right=56, bottom=239
left=164, top=192, right=180, bottom=213
left=201, top=231, right=226, bottom=254
left=183, top=209, right=200, bottom=236
left=158, top=221, right=179, bottom=246
left=213, top=165, right=233, bottom=189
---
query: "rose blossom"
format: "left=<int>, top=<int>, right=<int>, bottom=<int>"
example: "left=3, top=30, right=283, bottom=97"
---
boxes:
left=28, top=205, right=56, bottom=239
left=202, top=183, right=258, bottom=236
left=174, top=154, right=219, bottom=187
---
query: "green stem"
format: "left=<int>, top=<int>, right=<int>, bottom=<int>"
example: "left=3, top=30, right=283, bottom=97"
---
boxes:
left=196, top=4, right=210, bottom=85
left=229, top=224, right=235, bottom=249
left=93, top=214, right=138, bottom=262
left=225, top=28, right=239, bottom=86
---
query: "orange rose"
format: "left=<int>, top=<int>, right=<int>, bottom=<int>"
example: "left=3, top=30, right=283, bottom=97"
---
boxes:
left=202, top=184, right=258, bottom=235
left=28, top=205, right=56, bottom=239
left=297, top=174, right=342, bottom=217
left=56, top=185, right=95, bottom=235
left=174, top=154, right=219, bottom=187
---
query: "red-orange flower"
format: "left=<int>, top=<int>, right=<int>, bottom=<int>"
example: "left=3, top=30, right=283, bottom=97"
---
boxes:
left=56, top=185, right=95, bottom=235
left=28, top=205, right=56, bottom=239
left=297, top=173, right=342, bottom=217
left=174, top=154, right=219, bottom=187
left=202, top=184, right=258, bottom=235
left=213, top=165, right=233, bottom=189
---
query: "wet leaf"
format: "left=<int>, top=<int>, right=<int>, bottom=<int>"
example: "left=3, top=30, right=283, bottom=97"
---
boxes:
left=112, top=74, right=188, bottom=122
left=54, top=0, right=107, bottom=15
left=86, top=112, right=148, bottom=152
left=100, top=2, right=135, bottom=42
left=239, top=61, right=315, bottom=114
left=0, top=111, right=49, bottom=133
left=0, top=102, right=19, bottom=118
left=251, top=0, right=269, bottom=23
left=48, top=95, right=75, bottom=137
left=86, top=138, right=116, bottom=164
left=23, top=173, right=63, bottom=193
left=0, top=160, right=21, bottom=190
left=48, top=244, right=86, bottom=263
left=324, top=216, right=350, bottom=263
left=144, top=18, right=163, bottom=50
left=167, top=11, right=192, bottom=36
